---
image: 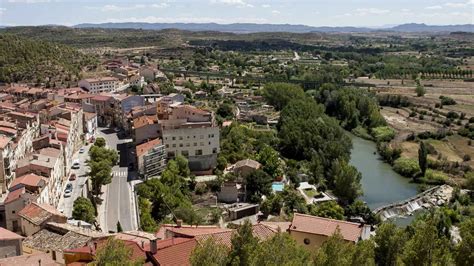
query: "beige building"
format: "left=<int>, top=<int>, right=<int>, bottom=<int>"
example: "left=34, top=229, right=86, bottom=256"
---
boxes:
left=78, top=77, right=119, bottom=94
left=17, top=202, right=67, bottom=237
left=136, top=138, right=166, bottom=179
left=288, top=213, right=371, bottom=251
left=0, top=227, right=24, bottom=258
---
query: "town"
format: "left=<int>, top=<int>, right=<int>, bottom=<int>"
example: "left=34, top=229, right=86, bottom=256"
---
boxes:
left=0, top=2, right=473, bottom=265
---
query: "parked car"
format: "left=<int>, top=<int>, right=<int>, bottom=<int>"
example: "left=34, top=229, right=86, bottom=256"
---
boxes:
left=65, top=183, right=73, bottom=192
left=72, top=160, right=80, bottom=169
left=64, top=190, right=72, bottom=198
left=69, top=174, right=76, bottom=181
left=79, top=148, right=85, bottom=154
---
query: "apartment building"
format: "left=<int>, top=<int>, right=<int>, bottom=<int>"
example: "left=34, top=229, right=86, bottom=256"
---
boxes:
left=136, top=138, right=166, bottom=179
left=78, top=77, right=119, bottom=94
left=159, top=105, right=219, bottom=172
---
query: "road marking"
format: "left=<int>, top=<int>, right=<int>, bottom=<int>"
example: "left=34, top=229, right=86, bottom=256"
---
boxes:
left=113, top=170, right=128, bottom=177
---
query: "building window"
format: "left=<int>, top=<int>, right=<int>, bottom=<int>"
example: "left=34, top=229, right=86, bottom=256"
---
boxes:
left=172, top=144, right=176, bottom=148
left=304, top=238, right=310, bottom=245
left=181, top=151, right=189, bottom=157
left=167, top=151, right=175, bottom=158
left=172, top=137, right=176, bottom=140
left=179, top=144, right=183, bottom=147
left=196, top=149, right=203, bottom=156
left=213, top=148, right=218, bottom=154
left=165, top=144, right=169, bottom=148
left=179, top=136, right=183, bottom=140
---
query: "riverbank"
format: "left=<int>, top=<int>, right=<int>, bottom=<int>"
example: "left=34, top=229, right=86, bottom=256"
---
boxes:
left=349, top=134, right=419, bottom=210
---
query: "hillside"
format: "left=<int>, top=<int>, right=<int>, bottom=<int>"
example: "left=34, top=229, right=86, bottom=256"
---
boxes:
left=0, top=34, right=97, bottom=84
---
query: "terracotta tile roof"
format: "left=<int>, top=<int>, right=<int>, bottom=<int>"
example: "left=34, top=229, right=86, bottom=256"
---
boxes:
left=0, top=252, right=58, bottom=266
left=194, top=224, right=277, bottom=248
left=18, top=202, right=66, bottom=226
left=133, top=115, right=157, bottom=129
left=136, top=138, right=162, bottom=157
left=156, top=225, right=232, bottom=239
left=65, top=238, right=147, bottom=263
left=251, top=224, right=277, bottom=241
left=259, top=221, right=292, bottom=233
left=38, top=147, right=62, bottom=158
left=91, top=95, right=113, bottom=102
left=9, top=173, right=44, bottom=189
left=4, top=187, right=27, bottom=204
left=23, top=229, right=91, bottom=252
left=289, top=213, right=364, bottom=242
left=152, top=238, right=196, bottom=266
left=0, top=126, right=17, bottom=135
left=0, top=226, right=23, bottom=240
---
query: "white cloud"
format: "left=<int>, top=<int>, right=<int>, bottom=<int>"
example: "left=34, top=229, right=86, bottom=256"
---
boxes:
left=7, top=0, right=51, bottom=3
left=151, top=3, right=170, bottom=8
left=210, top=0, right=254, bottom=8
left=444, top=1, right=474, bottom=8
left=261, top=4, right=270, bottom=8
left=425, top=5, right=442, bottom=10
left=105, top=16, right=267, bottom=24
left=354, top=8, right=390, bottom=15
left=271, top=10, right=280, bottom=15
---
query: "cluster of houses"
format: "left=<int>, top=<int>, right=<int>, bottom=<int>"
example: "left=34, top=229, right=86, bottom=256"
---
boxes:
left=0, top=209, right=370, bottom=265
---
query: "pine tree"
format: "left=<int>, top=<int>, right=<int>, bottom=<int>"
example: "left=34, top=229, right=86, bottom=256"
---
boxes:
left=418, top=141, right=428, bottom=177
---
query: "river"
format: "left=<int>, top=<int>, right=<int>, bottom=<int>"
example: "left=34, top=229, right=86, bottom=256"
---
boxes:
left=349, top=134, right=419, bottom=210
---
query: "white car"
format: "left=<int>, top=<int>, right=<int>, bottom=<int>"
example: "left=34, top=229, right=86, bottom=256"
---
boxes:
left=79, top=148, right=85, bottom=154
left=64, top=190, right=72, bottom=198
left=72, top=160, right=80, bottom=169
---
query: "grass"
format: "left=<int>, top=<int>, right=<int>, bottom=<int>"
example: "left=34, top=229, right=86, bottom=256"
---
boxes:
left=303, top=188, right=319, bottom=198
left=371, top=126, right=396, bottom=142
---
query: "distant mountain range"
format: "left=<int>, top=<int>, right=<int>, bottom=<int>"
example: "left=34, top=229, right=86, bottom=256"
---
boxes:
left=73, top=22, right=474, bottom=33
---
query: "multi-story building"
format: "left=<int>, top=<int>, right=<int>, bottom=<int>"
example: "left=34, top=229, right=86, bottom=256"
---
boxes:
left=136, top=138, right=166, bottom=179
left=159, top=105, right=219, bottom=172
left=78, top=77, right=119, bottom=94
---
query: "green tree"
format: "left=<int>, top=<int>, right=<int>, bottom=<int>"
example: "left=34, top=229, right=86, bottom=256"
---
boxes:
left=228, top=220, right=258, bottom=266
left=415, top=80, right=426, bottom=97
left=256, top=145, right=282, bottom=178
left=308, top=201, right=345, bottom=220
left=262, top=83, right=306, bottom=110
left=455, top=218, right=474, bottom=266
left=401, top=220, right=453, bottom=265
left=190, top=238, right=228, bottom=266
left=330, top=160, right=362, bottom=204
left=245, top=169, right=273, bottom=203
left=93, top=237, right=143, bottom=266
left=138, top=198, right=157, bottom=232
left=88, top=160, right=113, bottom=196
left=250, top=232, right=310, bottom=265
left=374, top=223, right=407, bottom=266
left=314, top=229, right=355, bottom=266
left=72, top=197, right=95, bottom=224
left=116, top=221, right=123, bottom=232
left=352, top=240, right=376, bottom=266
left=418, top=141, right=428, bottom=177
left=94, top=137, right=106, bottom=148
left=217, top=103, right=234, bottom=119
left=280, top=187, right=308, bottom=214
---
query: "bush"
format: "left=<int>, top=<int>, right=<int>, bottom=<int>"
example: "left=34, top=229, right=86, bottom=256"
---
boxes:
left=446, top=111, right=459, bottom=119
left=423, top=169, right=448, bottom=184
left=393, top=157, right=420, bottom=177
left=439, top=96, right=457, bottom=105
left=463, top=154, right=471, bottom=162
left=371, top=126, right=396, bottom=142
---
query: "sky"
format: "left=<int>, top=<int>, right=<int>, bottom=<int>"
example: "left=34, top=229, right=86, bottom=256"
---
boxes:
left=0, top=0, right=473, bottom=27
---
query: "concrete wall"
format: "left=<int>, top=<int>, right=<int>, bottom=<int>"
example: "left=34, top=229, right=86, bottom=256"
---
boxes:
left=0, top=239, right=22, bottom=258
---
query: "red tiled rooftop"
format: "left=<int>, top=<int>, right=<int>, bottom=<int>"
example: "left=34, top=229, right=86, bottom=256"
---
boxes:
left=91, top=95, right=113, bottom=102
left=152, top=238, right=196, bottom=266
left=133, top=115, right=157, bottom=129
left=0, top=135, right=11, bottom=149
left=156, top=224, right=232, bottom=239
left=4, top=187, right=26, bottom=204
left=18, top=202, right=65, bottom=226
left=0, top=227, right=23, bottom=240
left=9, top=173, right=44, bottom=189
left=0, top=252, right=58, bottom=266
left=136, top=138, right=162, bottom=157
left=289, top=213, right=364, bottom=242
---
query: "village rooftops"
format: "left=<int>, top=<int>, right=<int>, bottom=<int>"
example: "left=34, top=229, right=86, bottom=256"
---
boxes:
left=150, top=238, right=197, bottom=266
left=9, top=173, right=45, bottom=190
left=18, top=202, right=66, bottom=226
left=136, top=138, right=162, bottom=157
left=0, top=227, right=23, bottom=240
left=289, top=213, right=369, bottom=242
left=23, top=229, right=91, bottom=253
left=4, top=187, right=28, bottom=204
left=0, top=252, right=58, bottom=266
left=156, top=224, right=232, bottom=239
left=234, top=159, right=262, bottom=170
left=91, top=95, right=113, bottom=102
left=133, top=115, right=158, bottom=129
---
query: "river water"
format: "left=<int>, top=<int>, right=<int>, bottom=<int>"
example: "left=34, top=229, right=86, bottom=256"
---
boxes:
left=349, top=134, right=419, bottom=210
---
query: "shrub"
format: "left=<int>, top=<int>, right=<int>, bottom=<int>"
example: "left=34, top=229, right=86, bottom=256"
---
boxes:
left=463, top=154, right=471, bottom=162
left=371, top=126, right=396, bottom=142
left=446, top=111, right=459, bottom=119
left=439, top=96, right=457, bottom=105
left=393, top=157, right=420, bottom=177
left=423, top=169, right=448, bottom=183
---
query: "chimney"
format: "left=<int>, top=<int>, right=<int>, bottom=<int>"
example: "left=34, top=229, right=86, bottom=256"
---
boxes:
left=176, top=219, right=182, bottom=228
left=150, top=238, right=158, bottom=254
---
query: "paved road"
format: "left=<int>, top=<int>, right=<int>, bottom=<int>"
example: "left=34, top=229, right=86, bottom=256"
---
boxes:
left=58, top=145, right=91, bottom=218
left=97, top=128, right=138, bottom=232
